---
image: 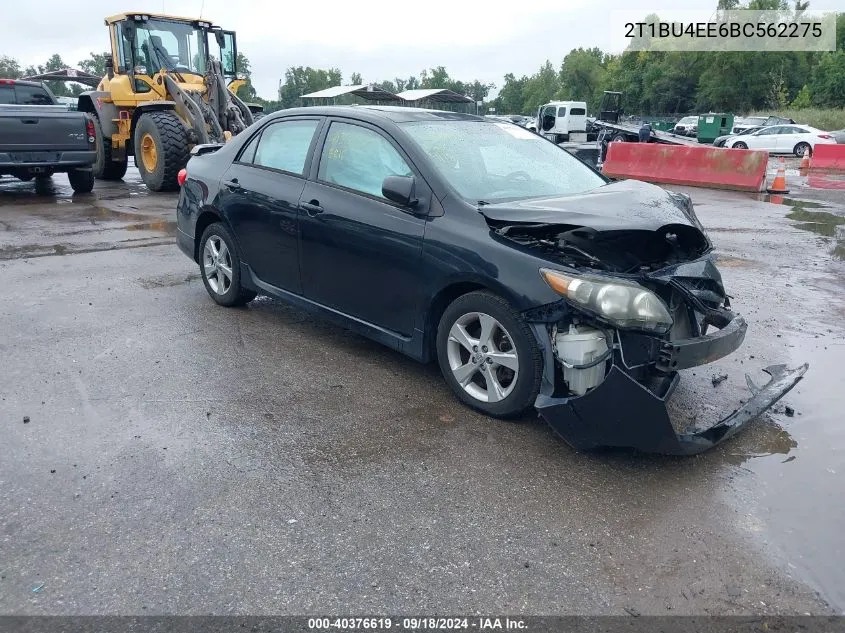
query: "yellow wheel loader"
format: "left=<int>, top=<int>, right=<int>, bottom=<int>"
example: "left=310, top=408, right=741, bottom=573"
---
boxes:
left=78, top=12, right=263, bottom=192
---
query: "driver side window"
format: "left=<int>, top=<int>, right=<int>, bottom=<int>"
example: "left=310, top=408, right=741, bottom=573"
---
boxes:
left=318, top=122, right=413, bottom=199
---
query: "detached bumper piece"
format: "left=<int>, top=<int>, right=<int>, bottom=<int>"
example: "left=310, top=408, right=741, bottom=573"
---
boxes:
left=536, top=359, right=809, bottom=456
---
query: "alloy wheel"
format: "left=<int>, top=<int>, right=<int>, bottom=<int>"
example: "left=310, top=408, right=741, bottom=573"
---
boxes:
left=446, top=312, right=520, bottom=403
left=203, top=235, right=233, bottom=295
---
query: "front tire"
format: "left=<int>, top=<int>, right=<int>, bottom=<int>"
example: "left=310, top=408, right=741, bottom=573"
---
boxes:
left=68, top=168, right=94, bottom=193
left=198, top=222, right=257, bottom=307
left=733, top=141, right=748, bottom=149
left=134, top=111, right=189, bottom=192
left=436, top=291, right=542, bottom=419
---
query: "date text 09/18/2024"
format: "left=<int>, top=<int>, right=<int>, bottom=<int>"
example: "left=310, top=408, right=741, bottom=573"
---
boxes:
left=307, top=617, right=528, bottom=630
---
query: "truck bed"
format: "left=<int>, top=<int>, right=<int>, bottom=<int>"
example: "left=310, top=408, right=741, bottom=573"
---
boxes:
left=0, top=104, right=95, bottom=173
left=594, top=120, right=703, bottom=146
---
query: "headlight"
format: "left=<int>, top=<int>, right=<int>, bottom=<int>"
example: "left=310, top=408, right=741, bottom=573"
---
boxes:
left=540, top=268, right=673, bottom=332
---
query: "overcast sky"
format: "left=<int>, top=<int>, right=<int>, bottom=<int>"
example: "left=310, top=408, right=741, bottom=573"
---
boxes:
left=3, top=0, right=841, bottom=99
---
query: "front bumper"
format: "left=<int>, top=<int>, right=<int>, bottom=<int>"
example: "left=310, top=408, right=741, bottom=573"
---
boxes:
left=529, top=315, right=808, bottom=455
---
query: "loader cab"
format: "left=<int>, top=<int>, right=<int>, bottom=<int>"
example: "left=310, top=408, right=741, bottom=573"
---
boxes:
left=107, top=13, right=240, bottom=98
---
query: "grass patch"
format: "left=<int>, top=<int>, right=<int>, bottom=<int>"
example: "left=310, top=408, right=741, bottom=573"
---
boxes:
left=747, top=108, right=845, bottom=131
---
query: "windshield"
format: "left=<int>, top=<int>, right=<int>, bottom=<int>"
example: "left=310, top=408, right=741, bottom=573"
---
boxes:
left=133, top=19, right=208, bottom=75
left=678, top=117, right=697, bottom=125
left=744, top=117, right=767, bottom=125
left=400, top=120, right=606, bottom=203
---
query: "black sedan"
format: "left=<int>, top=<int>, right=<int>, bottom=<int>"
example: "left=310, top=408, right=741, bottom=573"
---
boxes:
left=175, top=106, right=807, bottom=455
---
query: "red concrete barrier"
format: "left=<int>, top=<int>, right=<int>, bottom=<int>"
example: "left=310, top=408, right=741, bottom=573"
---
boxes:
left=808, top=144, right=845, bottom=190
left=602, top=142, right=769, bottom=192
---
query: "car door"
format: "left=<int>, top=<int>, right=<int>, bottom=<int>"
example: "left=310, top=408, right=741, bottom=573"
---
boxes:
left=774, top=126, right=803, bottom=153
left=752, top=126, right=782, bottom=151
left=298, top=119, right=430, bottom=337
left=218, top=117, right=323, bottom=294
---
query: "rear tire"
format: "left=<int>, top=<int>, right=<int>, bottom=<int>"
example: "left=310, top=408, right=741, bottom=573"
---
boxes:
left=134, top=111, right=190, bottom=192
left=733, top=141, right=748, bottom=149
left=436, top=291, right=542, bottom=419
left=612, top=133, right=626, bottom=142
left=68, top=168, right=94, bottom=193
left=198, top=222, right=257, bottom=307
left=794, top=142, right=811, bottom=158
left=92, top=115, right=128, bottom=181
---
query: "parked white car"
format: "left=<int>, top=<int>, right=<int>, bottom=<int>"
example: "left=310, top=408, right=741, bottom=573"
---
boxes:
left=725, top=124, right=837, bottom=156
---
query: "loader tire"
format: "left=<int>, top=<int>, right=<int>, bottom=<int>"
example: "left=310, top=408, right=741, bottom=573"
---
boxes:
left=134, top=111, right=190, bottom=192
left=92, top=115, right=128, bottom=181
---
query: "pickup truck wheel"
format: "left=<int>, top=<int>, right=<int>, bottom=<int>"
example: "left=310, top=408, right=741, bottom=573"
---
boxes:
left=68, top=168, right=94, bottom=194
left=436, top=291, right=543, bottom=419
left=134, top=111, right=189, bottom=193
left=198, top=222, right=257, bottom=307
left=92, top=115, right=128, bottom=181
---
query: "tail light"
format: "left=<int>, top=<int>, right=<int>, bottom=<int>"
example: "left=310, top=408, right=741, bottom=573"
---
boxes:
left=86, top=118, right=96, bottom=145
left=0, top=79, right=15, bottom=85
left=818, top=134, right=832, bottom=139
left=177, top=168, right=187, bottom=186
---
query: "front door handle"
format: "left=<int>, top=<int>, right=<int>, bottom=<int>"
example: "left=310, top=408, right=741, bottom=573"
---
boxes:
left=300, top=200, right=324, bottom=216
left=223, top=178, right=241, bottom=191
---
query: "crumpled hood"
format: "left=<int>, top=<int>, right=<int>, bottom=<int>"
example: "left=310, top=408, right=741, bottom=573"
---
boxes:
left=479, top=179, right=701, bottom=232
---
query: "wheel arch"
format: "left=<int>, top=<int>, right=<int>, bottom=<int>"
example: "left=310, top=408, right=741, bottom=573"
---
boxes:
left=193, top=207, right=227, bottom=262
left=422, top=277, right=524, bottom=363
left=130, top=101, right=179, bottom=145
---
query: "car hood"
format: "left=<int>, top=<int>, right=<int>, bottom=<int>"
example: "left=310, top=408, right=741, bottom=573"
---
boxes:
left=479, top=179, right=702, bottom=233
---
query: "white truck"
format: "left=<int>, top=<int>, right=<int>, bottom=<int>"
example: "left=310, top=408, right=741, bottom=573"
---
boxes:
left=527, top=101, right=588, bottom=143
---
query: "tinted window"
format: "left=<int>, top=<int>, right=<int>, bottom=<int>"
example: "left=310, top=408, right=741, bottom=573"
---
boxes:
left=557, top=107, right=567, bottom=117
left=318, top=122, right=413, bottom=199
left=0, top=86, right=14, bottom=104
left=15, top=85, right=53, bottom=105
left=570, top=107, right=586, bottom=115
left=253, top=120, right=319, bottom=175
left=237, top=131, right=261, bottom=164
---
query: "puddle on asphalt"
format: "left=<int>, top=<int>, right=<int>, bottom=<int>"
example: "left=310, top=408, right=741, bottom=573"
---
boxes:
left=727, top=334, right=845, bottom=610
left=786, top=208, right=845, bottom=260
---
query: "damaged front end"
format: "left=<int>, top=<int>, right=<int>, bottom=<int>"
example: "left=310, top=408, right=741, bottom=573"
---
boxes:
left=483, top=183, right=808, bottom=455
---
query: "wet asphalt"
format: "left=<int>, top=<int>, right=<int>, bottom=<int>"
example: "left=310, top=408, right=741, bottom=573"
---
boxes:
left=1, top=163, right=843, bottom=616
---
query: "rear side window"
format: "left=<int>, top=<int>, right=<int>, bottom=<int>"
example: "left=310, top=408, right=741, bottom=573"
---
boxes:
left=252, top=120, right=319, bottom=175
left=0, top=86, right=14, bottom=104
left=15, top=85, right=53, bottom=105
left=570, top=107, right=586, bottom=115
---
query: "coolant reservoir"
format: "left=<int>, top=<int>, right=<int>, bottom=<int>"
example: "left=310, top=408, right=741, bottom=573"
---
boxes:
left=555, top=325, right=609, bottom=396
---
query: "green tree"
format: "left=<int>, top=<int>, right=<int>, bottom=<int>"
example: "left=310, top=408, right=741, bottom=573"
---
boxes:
left=278, top=66, right=342, bottom=108
left=558, top=47, right=607, bottom=110
left=810, top=51, right=845, bottom=107
left=790, top=84, right=812, bottom=108
left=495, top=73, right=528, bottom=114
left=0, top=55, right=22, bottom=79
left=522, top=61, right=560, bottom=114
left=77, top=52, right=109, bottom=78
left=350, top=72, right=362, bottom=85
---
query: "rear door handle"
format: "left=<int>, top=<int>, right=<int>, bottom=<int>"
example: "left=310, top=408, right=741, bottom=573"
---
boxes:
left=300, top=200, right=324, bottom=216
left=223, top=178, right=241, bottom=191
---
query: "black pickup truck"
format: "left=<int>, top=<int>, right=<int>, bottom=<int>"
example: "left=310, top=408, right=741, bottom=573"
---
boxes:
left=0, top=79, right=96, bottom=193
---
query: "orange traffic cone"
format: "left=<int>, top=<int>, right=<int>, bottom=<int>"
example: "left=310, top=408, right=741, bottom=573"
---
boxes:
left=799, top=148, right=810, bottom=171
left=767, top=158, right=790, bottom=194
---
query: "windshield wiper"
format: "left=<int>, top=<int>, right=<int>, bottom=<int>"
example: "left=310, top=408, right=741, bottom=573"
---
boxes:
left=477, top=200, right=490, bottom=207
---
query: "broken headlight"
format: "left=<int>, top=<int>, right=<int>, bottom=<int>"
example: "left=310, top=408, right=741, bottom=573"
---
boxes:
left=540, top=268, right=673, bottom=333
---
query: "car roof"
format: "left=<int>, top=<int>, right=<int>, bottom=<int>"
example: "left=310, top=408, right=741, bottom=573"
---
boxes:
left=266, top=105, right=485, bottom=124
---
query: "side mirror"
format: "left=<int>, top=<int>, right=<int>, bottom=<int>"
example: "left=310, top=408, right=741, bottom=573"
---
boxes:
left=382, top=175, right=417, bottom=207
left=541, top=114, right=555, bottom=131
